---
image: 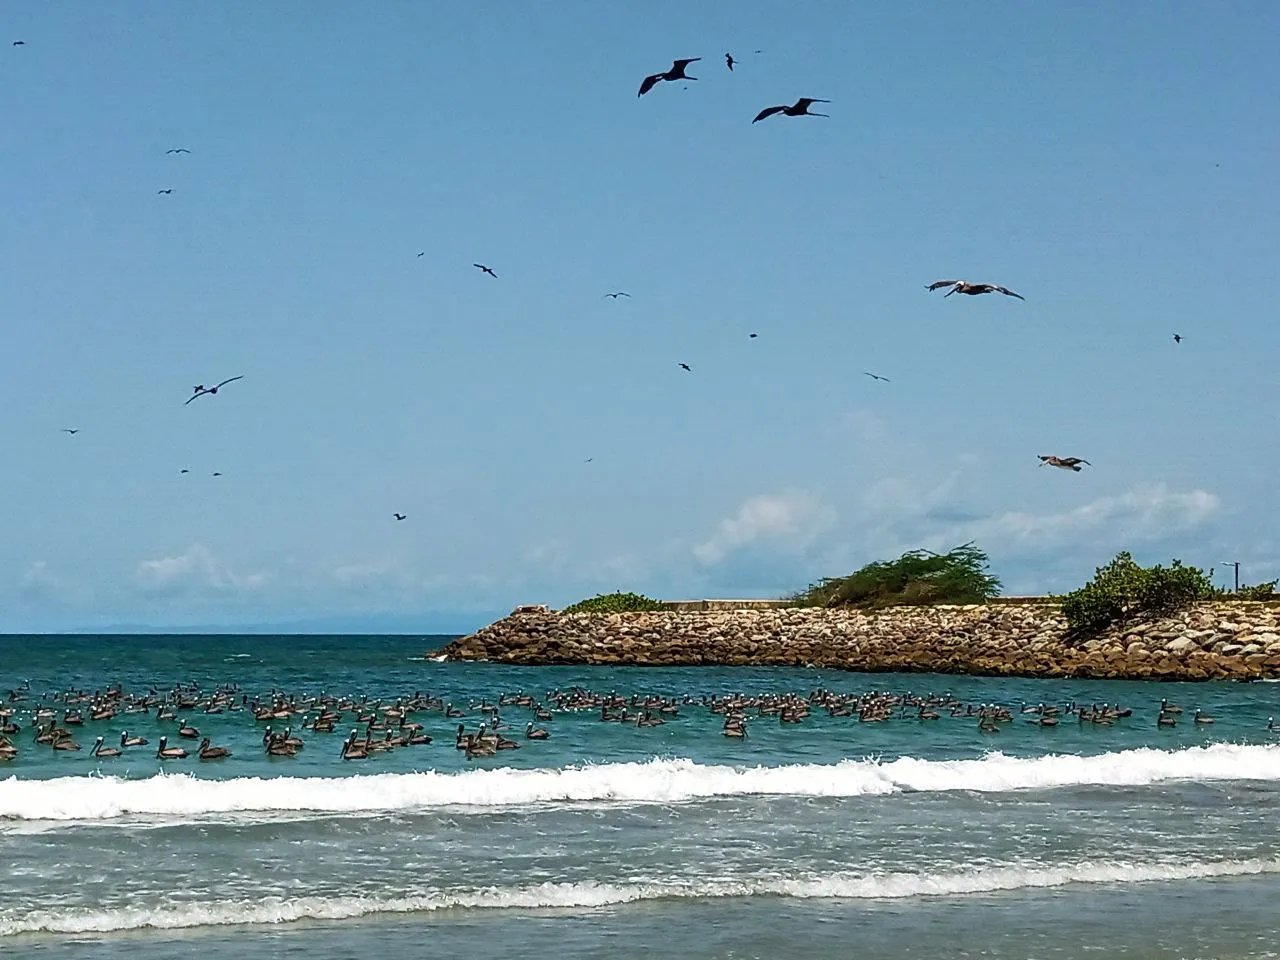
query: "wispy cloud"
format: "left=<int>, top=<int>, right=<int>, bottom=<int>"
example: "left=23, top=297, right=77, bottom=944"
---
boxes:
left=694, top=490, right=837, bottom=565
left=135, top=545, right=270, bottom=596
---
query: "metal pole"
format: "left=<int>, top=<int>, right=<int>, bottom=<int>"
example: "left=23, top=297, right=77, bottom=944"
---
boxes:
left=1221, top=561, right=1239, bottom=592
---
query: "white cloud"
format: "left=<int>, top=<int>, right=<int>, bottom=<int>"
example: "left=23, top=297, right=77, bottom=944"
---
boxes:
left=18, top=561, right=89, bottom=606
left=942, top=483, right=1221, bottom=553
left=694, top=490, right=836, bottom=565
left=135, top=545, right=270, bottom=595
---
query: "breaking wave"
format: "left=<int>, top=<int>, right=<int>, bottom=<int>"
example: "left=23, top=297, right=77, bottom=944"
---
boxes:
left=2, top=742, right=1279, bottom=822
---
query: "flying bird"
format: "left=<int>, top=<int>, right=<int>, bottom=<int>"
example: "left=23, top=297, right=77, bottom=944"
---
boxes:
left=12, top=41, right=25, bottom=46
left=185, top=376, right=244, bottom=405
left=180, top=469, right=190, bottom=474
left=864, top=372, right=890, bottom=382
left=927, top=280, right=1024, bottom=300
left=725, top=53, right=735, bottom=71
left=603, top=291, right=631, bottom=299
left=212, top=472, right=223, bottom=477
left=749, top=333, right=758, bottom=338
left=416, top=252, right=425, bottom=257
left=473, top=263, right=497, bottom=278
left=678, top=362, right=691, bottom=372
left=1173, top=333, right=1182, bottom=344
left=157, top=188, right=173, bottom=195
left=393, top=513, right=406, bottom=521
left=165, top=148, right=191, bottom=155
left=1038, top=455, right=1091, bottom=472
left=61, top=428, right=79, bottom=435
left=638, top=58, right=700, bottom=97
left=584, top=458, right=593, bottom=463
left=752, top=98, right=830, bottom=123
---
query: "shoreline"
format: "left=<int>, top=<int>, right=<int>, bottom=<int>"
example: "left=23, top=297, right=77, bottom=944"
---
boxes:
left=436, top=600, right=1280, bottom=681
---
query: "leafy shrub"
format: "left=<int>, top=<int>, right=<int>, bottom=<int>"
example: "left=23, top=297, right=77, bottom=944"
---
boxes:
left=563, top=591, right=664, bottom=614
left=1234, top=580, right=1279, bottom=601
left=790, top=542, right=1001, bottom=610
left=1058, top=551, right=1217, bottom=636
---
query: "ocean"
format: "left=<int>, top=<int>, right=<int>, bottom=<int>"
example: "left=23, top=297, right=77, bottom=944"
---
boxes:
left=2, top=634, right=1279, bottom=959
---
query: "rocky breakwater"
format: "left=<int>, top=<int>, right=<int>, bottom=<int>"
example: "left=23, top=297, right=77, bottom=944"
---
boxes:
left=437, top=601, right=1280, bottom=680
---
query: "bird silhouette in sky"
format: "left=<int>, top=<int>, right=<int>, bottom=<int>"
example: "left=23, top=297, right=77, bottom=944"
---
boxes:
left=638, top=58, right=700, bottom=97
left=678, top=362, right=692, bottom=372
left=1038, top=455, right=1091, bottom=472
left=157, top=188, right=173, bottom=195
left=180, top=469, right=190, bottom=474
left=752, top=98, right=830, bottom=123
left=12, top=41, right=25, bottom=46
left=473, top=263, right=498, bottom=278
left=584, top=458, right=593, bottom=463
left=864, top=372, right=890, bottom=382
left=725, top=53, right=735, bottom=71
left=185, top=376, right=244, bottom=405
left=927, top=280, right=1024, bottom=300
left=749, top=333, right=758, bottom=339
left=212, top=472, right=223, bottom=477
left=61, top=428, right=79, bottom=435
left=1173, top=333, right=1183, bottom=344
left=166, top=148, right=190, bottom=155
left=603, top=291, right=630, bottom=299
left=416, top=252, right=425, bottom=257
left=393, top=513, right=406, bottom=521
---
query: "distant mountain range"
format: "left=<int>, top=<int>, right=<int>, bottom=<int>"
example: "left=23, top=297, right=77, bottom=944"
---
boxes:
left=52, top=610, right=502, bottom=636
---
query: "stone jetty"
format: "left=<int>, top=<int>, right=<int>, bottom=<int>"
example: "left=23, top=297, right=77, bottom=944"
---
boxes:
left=435, top=600, right=1280, bottom=680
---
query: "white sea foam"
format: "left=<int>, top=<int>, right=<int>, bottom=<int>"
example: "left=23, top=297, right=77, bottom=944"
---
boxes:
left=2, top=857, right=1275, bottom=936
left=2, top=743, right=1279, bottom=822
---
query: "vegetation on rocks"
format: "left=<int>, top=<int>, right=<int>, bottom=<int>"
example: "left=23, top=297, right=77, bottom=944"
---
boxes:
left=563, top=591, right=664, bottom=614
left=1058, top=552, right=1218, bottom=636
left=790, top=542, right=1002, bottom=610
left=1234, top=580, right=1279, bottom=601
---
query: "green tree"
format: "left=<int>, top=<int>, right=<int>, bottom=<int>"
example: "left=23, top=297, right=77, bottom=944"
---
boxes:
left=791, top=542, right=1001, bottom=610
left=1057, top=551, right=1218, bottom=635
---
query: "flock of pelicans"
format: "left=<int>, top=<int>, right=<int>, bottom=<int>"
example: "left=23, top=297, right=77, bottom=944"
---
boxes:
left=1, top=680, right=1277, bottom=766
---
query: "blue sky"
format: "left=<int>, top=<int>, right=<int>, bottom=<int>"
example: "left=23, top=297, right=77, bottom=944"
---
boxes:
left=2, top=2, right=1277, bottom=632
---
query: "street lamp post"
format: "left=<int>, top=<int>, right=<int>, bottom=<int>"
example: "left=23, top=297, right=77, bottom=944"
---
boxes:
left=1221, top=561, right=1240, bottom=593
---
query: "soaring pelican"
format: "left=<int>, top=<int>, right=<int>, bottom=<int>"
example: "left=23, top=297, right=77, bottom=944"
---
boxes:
left=927, top=280, right=1024, bottom=300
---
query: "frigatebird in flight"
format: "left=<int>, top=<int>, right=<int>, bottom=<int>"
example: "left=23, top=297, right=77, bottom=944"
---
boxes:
left=393, top=513, right=406, bottom=521
left=864, top=372, right=890, bottom=383
left=185, top=376, right=244, bottom=405
left=927, top=280, right=1024, bottom=300
left=61, top=428, right=79, bottom=435
left=603, top=292, right=631, bottom=299
left=1038, top=455, right=1091, bottom=472
left=678, top=362, right=692, bottom=372
left=474, top=263, right=498, bottom=278
left=157, top=188, right=173, bottom=195
left=166, top=149, right=191, bottom=155
left=638, top=58, right=700, bottom=97
left=752, top=98, right=830, bottom=123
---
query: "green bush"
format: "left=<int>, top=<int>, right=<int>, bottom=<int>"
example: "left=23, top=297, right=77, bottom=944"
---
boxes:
left=790, top=542, right=1001, bottom=610
left=1058, top=551, right=1217, bottom=636
left=1234, top=580, right=1279, bottom=601
left=563, top=591, right=664, bottom=614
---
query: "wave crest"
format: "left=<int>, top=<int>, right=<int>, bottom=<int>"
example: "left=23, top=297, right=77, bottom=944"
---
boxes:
left=2, top=743, right=1279, bottom=822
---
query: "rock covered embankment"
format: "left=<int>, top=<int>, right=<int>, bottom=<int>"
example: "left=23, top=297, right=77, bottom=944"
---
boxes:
left=437, top=602, right=1280, bottom=680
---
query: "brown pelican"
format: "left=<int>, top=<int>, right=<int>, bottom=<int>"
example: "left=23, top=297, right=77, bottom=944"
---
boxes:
left=525, top=722, right=549, bottom=740
left=185, top=376, right=243, bottom=405
left=156, top=736, right=188, bottom=759
left=926, top=280, right=1024, bottom=300
left=1038, top=455, right=1091, bottom=472
left=92, top=737, right=121, bottom=758
left=638, top=58, right=700, bottom=96
left=752, top=98, right=829, bottom=123
left=120, top=731, right=149, bottom=747
left=198, top=737, right=231, bottom=760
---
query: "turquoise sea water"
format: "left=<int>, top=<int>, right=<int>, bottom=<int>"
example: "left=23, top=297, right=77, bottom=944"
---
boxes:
left=3, top=634, right=1280, bottom=959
